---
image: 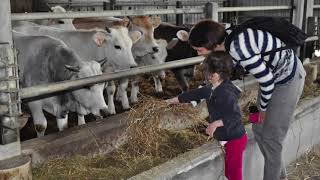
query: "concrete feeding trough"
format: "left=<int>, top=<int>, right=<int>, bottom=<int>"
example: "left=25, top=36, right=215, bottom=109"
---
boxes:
left=129, top=96, right=320, bottom=180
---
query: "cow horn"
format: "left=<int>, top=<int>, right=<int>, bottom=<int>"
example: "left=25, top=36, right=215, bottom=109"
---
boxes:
left=105, top=26, right=111, bottom=33
left=46, top=3, right=53, bottom=12
left=65, top=65, right=80, bottom=72
left=97, top=57, right=108, bottom=67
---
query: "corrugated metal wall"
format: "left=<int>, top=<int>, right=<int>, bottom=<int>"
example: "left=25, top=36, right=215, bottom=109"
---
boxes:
left=226, top=0, right=292, bottom=23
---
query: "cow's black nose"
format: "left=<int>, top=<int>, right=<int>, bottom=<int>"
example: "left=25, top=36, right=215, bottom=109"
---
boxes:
left=152, top=47, right=159, bottom=52
left=100, top=108, right=109, bottom=118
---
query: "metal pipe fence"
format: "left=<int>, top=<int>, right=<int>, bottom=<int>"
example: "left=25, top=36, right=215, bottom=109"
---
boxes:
left=20, top=56, right=205, bottom=99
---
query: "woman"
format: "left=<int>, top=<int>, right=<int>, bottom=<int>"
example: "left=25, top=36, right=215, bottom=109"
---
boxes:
left=187, top=19, right=305, bottom=180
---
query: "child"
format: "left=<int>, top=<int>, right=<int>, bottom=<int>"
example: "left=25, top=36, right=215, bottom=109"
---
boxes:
left=166, top=52, right=247, bottom=180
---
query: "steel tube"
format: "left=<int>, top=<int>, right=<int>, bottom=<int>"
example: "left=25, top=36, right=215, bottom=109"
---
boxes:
left=305, top=36, right=319, bottom=42
left=313, top=5, right=320, bottom=9
left=218, top=6, right=292, bottom=12
left=11, top=8, right=204, bottom=21
left=20, top=56, right=205, bottom=99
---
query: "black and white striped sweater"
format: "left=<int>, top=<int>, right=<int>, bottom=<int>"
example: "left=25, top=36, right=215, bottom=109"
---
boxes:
left=228, top=28, right=297, bottom=111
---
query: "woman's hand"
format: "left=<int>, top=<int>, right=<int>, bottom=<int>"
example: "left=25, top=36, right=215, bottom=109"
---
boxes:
left=259, top=111, right=266, bottom=123
left=165, top=97, right=180, bottom=104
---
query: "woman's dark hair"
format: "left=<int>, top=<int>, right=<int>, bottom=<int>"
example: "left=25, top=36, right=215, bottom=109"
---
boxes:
left=203, top=51, right=233, bottom=81
left=189, top=20, right=226, bottom=50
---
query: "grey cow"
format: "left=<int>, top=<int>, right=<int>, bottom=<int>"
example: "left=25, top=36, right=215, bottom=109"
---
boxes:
left=13, top=33, right=108, bottom=137
left=131, top=39, right=167, bottom=100
left=14, top=24, right=141, bottom=115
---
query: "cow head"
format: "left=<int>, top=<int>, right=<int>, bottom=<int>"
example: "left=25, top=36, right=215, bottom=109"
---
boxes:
left=138, top=39, right=167, bottom=78
left=48, top=5, right=76, bottom=30
left=125, top=16, right=161, bottom=58
left=92, top=27, right=141, bottom=72
left=65, top=60, right=109, bottom=117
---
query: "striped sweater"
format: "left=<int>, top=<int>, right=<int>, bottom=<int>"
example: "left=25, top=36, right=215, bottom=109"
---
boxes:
left=228, top=28, right=297, bottom=111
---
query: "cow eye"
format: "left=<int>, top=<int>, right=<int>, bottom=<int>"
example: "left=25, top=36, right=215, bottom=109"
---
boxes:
left=83, top=85, right=91, bottom=90
left=114, top=45, right=121, bottom=50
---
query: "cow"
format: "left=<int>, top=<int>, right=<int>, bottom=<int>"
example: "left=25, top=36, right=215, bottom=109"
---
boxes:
left=154, top=22, right=198, bottom=92
left=13, top=32, right=108, bottom=137
left=120, top=16, right=162, bottom=103
left=71, top=16, right=164, bottom=104
left=13, top=23, right=141, bottom=115
left=57, top=16, right=163, bottom=104
left=45, top=5, right=76, bottom=30
left=130, top=39, right=167, bottom=102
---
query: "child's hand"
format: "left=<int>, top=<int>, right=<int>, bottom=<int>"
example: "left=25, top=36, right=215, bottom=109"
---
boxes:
left=206, top=123, right=217, bottom=138
left=165, top=97, right=180, bottom=104
left=205, top=120, right=224, bottom=138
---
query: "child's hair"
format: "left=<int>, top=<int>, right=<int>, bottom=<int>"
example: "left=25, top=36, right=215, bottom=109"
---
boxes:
left=203, top=51, right=233, bottom=81
left=189, top=20, right=226, bottom=50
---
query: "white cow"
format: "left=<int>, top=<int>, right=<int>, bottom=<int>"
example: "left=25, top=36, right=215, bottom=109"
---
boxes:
left=14, top=23, right=141, bottom=115
left=13, top=32, right=108, bottom=137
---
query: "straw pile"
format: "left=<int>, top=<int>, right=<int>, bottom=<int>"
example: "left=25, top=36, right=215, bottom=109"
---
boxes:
left=33, top=95, right=209, bottom=179
left=302, top=64, right=320, bottom=99
left=287, top=146, right=320, bottom=180
left=125, top=95, right=208, bottom=157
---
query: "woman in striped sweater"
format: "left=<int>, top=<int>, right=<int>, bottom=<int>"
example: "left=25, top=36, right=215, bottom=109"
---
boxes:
left=188, top=20, right=306, bottom=180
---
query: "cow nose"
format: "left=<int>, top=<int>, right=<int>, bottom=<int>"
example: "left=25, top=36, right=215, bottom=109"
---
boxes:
left=100, top=108, right=109, bottom=118
left=130, top=62, right=138, bottom=68
left=152, top=46, right=159, bottom=53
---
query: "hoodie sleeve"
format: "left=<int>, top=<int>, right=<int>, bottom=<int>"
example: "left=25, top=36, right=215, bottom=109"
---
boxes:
left=178, top=86, right=212, bottom=103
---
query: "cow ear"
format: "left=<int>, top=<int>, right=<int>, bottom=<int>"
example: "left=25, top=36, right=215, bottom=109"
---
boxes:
left=105, top=26, right=111, bottom=33
left=93, top=32, right=107, bottom=47
left=166, top=38, right=179, bottom=49
left=122, top=16, right=130, bottom=27
left=151, top=16, right=161, bottom=29
left=65, top=65, right=80, bottom=72
left=129, top=31, right=142, bottom=44
left=176, top=30, right=189, bottom=42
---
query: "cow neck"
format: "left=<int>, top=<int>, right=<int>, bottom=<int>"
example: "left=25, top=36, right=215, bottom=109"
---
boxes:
left=66, top=92, right=88, bottom=115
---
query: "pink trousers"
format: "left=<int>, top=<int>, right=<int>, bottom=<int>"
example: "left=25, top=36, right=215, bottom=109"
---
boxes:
left=224, top=134, right=248, bottom=180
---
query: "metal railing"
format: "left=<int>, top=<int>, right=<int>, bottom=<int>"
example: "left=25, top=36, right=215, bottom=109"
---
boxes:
left=11, top=8, right=204, bottom=21
left=21, top=56, right=205, bottom=99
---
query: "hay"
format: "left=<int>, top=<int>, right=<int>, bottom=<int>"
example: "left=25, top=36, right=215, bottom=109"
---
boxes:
left=287, top=149, right=320, bottom=180
left=302, top=64, right=320, bottom=100
left=125, top=95, right=207, bottom=157
left=32, top=96, right=208, bottom=179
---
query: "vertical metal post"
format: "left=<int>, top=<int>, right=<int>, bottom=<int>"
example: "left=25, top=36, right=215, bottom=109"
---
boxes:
left=290, top=0, right=295, bottom=23
left=110, top=0, right=116, bottom=10
left=204, top=2, right=219, bottom=22
left=292, top=0, right=305, bottom=30
left=176, top=1, right=183, bottom=26
left=305, top=0, right=314, bottom=30
left=103, top=1, right=107, bottom=10
left=0, top=0, right=21, bottom=161
left=292, top=0, right=306, bottom=57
